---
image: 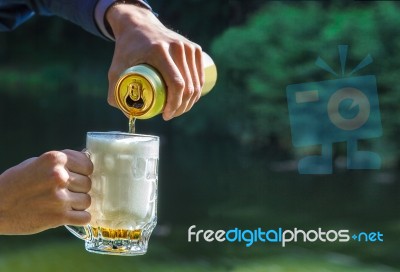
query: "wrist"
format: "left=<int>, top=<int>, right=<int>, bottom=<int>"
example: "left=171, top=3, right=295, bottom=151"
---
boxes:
left=105, top=1, right=156, bottom=40
left=95, top=0, right=154, bottom=41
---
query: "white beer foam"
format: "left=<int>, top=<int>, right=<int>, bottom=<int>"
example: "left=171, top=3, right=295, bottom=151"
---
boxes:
left=87, top=134, right=159, bottom=157
left=86, top=133, right=158, bottom=229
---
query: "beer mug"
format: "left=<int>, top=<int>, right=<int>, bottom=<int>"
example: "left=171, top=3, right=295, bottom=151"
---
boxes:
left=66, top=132, right=159, bottom=256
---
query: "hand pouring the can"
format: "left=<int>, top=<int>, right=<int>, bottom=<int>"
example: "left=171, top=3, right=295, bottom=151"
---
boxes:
left=106, top=3, right=205, bottom=121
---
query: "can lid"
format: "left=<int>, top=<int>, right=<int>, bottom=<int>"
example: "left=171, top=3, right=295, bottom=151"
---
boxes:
left=114, top=69, right=155, bottom=117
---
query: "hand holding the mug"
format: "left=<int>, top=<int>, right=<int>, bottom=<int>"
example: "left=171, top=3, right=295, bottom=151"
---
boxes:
left=0, top=150, right=93, bottom=235
left=106, top=4, right=204, bottom=121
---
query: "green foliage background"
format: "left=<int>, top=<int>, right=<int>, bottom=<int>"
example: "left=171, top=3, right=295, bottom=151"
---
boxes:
left=181, top=1, right=400, bottom=159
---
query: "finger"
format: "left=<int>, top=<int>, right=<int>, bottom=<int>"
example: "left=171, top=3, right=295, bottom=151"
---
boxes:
left=69, top=192, right=91, bottom=211
left=196, top=46, right=205, bottom=101
left=107, top=58, right=121, bottom=108
left=67, top=172, right=91, bottom=193
left=107, top=70, right=117, bottom=107
left=169, top=44, right=195, bottom=118
left=157, top=51, right=185, bottom=120
left=65, top=210, right=91, bottom=226
left=181, top=44, right=202, bottom=113
left=62, top=149, right=94, bottom=176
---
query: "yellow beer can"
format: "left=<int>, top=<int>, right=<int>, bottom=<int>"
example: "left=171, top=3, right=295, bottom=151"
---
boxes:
left=114, top=52, right=217, bottom=119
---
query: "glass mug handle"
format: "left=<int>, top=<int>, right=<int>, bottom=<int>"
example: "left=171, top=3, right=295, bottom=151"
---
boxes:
left=65, top=149, right=92, bottom=241
left=65, top=225, right=91, bottom=240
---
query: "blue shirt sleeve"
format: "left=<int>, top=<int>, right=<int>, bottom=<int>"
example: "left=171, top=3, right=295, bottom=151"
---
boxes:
left=0, top=1, right=36, bottom=31
left=0, top=0, right=101, bottom=37
left=0, top=0, right=152, bottom=40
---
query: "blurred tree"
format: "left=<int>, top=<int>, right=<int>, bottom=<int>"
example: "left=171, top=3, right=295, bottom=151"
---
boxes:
left=172, top=1, right=400, bottom=162
left=150, top=0, right=266, bottom=49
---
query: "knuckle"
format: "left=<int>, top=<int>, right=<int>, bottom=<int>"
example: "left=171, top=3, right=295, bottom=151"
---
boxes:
left=188, top=43, right=202, bottom=55
left=171, top=40, right=185, bottom=49
left=183, top=85, right=195, bottom=99
left=82, top=194, right=92, bottom=209
left=192, top=85, right=202, bottom=100
left=184, top=43, right=195, bottom=52
left=172, top=76, right=185, bottom=91
left=194, top=84, right=202, bottom=94
left=50, top=168, right=67, bottom=184
left=40, top=151, right=67, bottom=166
left=54, top=188, right=69, bottom=205
left=149, top=41, right=168, bottom=54
left=194, top=44, right=202, bottom=52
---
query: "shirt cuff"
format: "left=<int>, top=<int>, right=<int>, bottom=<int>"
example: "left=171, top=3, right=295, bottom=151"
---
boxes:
left=95, top=0, right=152, bottom=41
